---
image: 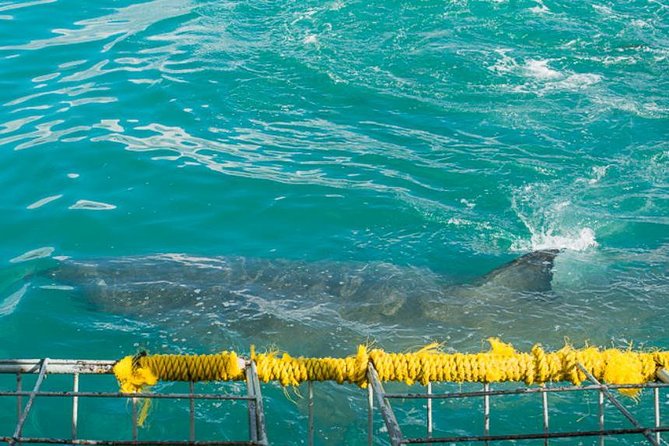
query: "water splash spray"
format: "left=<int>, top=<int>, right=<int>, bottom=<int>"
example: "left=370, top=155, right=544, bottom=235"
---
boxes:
left=510, top=184, right=599, bottom=252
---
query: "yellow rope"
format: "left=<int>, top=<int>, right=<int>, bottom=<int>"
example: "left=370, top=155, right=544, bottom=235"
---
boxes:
left=113, top=338, right=669, bottom=394
left=113, top=352, right=244, bottom=393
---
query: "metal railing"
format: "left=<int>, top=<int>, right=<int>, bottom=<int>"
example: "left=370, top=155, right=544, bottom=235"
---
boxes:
left=0, top=358, right=267, bottom=445
left=4, top=357, right=669, bottom=445
left=366, top=363, right=669, bottom=445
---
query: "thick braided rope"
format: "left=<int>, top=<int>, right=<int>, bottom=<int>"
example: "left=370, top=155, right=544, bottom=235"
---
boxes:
left=114, top=352, right=244, bottom=392
left=253, top=345, right=369, bottom=386
left=113, top=339, right=669, bottom=393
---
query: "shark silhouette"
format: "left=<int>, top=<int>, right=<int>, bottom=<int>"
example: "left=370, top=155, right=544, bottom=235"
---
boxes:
left=36, top=250, right=559, bottom=326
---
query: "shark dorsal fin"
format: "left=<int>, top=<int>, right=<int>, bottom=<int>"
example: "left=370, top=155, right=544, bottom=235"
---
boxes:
left=479, top=249, right=560, bottom=293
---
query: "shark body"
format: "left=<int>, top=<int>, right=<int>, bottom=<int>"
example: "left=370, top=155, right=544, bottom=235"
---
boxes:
left=42, top=250, right=560, bottom=325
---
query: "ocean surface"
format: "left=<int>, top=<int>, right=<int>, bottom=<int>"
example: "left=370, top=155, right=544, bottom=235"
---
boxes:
left=0, top=0, right=667, bottom=444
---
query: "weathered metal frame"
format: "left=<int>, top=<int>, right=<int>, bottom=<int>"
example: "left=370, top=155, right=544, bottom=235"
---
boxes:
left=367, top=364, right=669, bottom=445
left=5, top=358, right=669, bottom=445
left=0, top=358, right=267, bottom=446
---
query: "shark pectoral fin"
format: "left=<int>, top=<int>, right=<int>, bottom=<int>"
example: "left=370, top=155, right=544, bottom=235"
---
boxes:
left=0, top=283, right=29, bottom=317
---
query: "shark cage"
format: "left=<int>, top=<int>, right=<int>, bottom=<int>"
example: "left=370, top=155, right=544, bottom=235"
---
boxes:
left=3, top=339, right=669, bottom=445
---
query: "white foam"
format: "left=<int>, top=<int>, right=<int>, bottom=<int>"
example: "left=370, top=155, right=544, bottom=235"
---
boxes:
left=530, top=228, right=598, bottom=252
left=547, top=73, right=602, bottom=91
left=529, top=0, right=550, bottom=14
left=460, top=198, right=476, bottom=209
left=588, top=165, right=609, bottom=184
left=524, top=60, right=562, bottom=80
left=488, top=49, right=517, bottom=74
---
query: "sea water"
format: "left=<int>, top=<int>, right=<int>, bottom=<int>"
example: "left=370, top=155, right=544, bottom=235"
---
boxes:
left=0, top=0, right=667, bottom=444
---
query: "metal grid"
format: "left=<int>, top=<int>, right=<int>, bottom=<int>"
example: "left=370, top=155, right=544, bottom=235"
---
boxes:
left=0, top=358, right=267, bottom=445
left=366, top=364, right=669, bottom=445
left=4, top=358, right=669, bottom=445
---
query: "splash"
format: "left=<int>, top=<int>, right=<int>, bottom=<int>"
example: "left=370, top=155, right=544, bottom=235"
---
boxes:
left=510, top=184, right=599, bottom=252
left=528, top=227, right=598, bottom=252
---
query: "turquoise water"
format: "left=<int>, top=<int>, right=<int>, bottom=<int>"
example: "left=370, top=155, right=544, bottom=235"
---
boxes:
left=0, top=0, right=667, bottom=444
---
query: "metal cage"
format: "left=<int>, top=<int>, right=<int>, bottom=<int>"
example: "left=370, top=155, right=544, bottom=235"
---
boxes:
left=366, top=364, right=669, bottom=445
left=4, top=357, right=669, bottom=445
left=0, top=358, right=267, bottom=445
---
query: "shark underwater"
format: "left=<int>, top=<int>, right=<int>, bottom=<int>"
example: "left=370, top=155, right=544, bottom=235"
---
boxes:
left=26, top=250, right=560, bottom=332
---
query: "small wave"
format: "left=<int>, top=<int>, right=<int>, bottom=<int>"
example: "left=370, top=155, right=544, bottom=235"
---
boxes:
left=529, top=0, right=550, bottom=15
left=524, top=60, right=562, bottom=80
left=543, top=73, right=602, bottom=92
left=0, top=0, right=193, bottom=52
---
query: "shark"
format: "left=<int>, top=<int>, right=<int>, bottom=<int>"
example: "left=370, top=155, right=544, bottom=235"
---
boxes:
left=32, top=249, right=560, bottom=323
left=0, top=249, right=563, bottom=352
left=18, top=249, right=558, bottom=441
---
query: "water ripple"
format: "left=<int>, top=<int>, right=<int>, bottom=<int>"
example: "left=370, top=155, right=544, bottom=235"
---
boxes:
left=0, top=0, right=194, bottom=52
left=0, top=0, right=666, bottom=357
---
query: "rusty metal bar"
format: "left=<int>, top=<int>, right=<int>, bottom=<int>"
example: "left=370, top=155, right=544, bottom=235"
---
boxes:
left=248, top=361, right=267, bottom=446
left=189, top=381, right=196, bottom=442
left=244, top=365, right=258, bottom=444
left=599, top=388, right=605, bottom=446
left=368, top=364, right=403, bottom=446
left=72, top=373, right=79, bottom=441
left=307, top=381, right=314, bottom=446
left=482, top=383, right=490, bottom=446
left=426, top=382, right=432, bottom=438
left=131, top=398, right=138, bottom=442
left=654, top=387, right=661, bottom=445
left=541, top=384, right=549, bottom=446
left=367, top=383, right=374, bottom=446
left=0, top=359, right=115, bottom=374
left=11, top=358, right=49, bottom=445
left=16, top=372, right=22, bottom=438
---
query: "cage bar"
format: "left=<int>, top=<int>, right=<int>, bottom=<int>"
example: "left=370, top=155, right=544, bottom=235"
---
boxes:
left=368, top=364, right=403, bottom=446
